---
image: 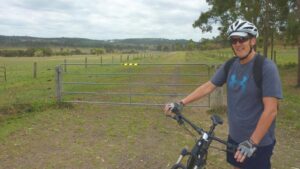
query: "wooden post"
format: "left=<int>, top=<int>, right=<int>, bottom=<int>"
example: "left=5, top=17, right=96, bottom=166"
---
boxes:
left=112, top=55, right=114, bottom=63
left=127, top=55, right=129, bottom=61
left=33, top=62, right=37, bottom=78
left=55, top=66, right=62, bottom=102
left=64, top=59, right=67, bottom=72
left=298, top=47, right=300, bottom=86
left=85, top=57, right=87, bottom=68
left=4, top=67, right=6, bottom=81
left=210, top=64, right=224, bottom=107
left=100, top=56, right=102, bottom=65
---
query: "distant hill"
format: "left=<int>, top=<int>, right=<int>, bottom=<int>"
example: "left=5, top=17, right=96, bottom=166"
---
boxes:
left=0, top=35, right=190, bottom=49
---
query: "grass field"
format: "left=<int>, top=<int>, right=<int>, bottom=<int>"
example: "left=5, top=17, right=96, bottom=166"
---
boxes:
left=0, top=49, right=299, bottom=169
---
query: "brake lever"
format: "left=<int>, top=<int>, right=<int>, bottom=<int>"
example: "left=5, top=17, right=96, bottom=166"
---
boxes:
left=226, top=142, right=238, bottom=154
left=172, top=113, right=184, bottom=125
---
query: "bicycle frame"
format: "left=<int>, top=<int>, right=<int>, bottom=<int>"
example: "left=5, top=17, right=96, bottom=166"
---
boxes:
left=170, top=112, right=236, bottom=169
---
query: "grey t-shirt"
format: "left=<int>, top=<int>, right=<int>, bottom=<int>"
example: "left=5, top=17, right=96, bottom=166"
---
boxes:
left=211, top=55, right=283, bottom=146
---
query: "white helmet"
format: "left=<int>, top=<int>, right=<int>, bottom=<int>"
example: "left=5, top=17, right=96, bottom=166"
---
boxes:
left=227, top=19, right=258, bottom=38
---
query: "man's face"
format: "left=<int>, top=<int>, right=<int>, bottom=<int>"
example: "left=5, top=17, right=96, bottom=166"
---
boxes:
left=230, top=36, right=256, bottom=58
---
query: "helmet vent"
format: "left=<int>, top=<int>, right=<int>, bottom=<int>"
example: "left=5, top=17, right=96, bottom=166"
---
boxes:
left=236, top=21, right=247, bottom=30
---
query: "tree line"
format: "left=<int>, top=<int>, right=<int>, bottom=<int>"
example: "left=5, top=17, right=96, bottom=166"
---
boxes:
left=0, top=48, right=84, bottom=57
left=0, top=40, right=212, bottom=57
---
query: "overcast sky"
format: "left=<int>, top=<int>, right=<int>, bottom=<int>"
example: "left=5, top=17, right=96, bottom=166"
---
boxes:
left=0, top=0, right=219, bottom=41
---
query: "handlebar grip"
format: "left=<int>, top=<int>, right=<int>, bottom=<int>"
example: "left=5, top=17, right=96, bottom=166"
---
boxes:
left=227, top=142, right=238, bottom=153
left=169, top=102, right=183, bottom=114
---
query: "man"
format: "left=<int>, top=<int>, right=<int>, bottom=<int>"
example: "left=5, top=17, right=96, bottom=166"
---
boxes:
left=164, top=19, right=282, bottom=169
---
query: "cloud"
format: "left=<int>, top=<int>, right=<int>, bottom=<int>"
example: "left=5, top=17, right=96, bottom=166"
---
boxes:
left=0, top=0, right=219, bottom=41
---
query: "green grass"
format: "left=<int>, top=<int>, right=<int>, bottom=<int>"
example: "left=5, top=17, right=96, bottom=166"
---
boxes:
left=0, top=49, right=299, bottom=168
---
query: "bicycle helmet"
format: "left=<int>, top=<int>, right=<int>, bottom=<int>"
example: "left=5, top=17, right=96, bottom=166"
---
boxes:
left=227, top=19, right=258, bottom=38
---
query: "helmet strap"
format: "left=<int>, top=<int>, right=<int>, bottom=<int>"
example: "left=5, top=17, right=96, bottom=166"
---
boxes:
left=239, top=46, right=252, bottom=60
left=231, top=45, right=253, bottom=61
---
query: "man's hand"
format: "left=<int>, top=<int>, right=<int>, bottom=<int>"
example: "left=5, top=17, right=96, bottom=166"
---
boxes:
left=235, top=139, right=257, bottom=163
left=163, top=102, right=184, bottom=117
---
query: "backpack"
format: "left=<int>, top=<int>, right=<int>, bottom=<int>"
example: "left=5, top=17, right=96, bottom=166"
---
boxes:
left=224, top=54, right=265, bottom=90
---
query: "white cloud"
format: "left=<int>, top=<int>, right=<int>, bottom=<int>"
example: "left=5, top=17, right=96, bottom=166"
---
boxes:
left=0, top=0, right=220, bottom=41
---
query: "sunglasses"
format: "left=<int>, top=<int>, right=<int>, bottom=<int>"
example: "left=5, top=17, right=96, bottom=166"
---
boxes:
left=230, top=37, right=250, bottom=44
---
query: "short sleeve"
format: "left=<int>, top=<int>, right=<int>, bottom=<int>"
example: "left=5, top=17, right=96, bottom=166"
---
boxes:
left=262, top=60, right=283, bottom=99
left=211, top=63, right=227, bottom=87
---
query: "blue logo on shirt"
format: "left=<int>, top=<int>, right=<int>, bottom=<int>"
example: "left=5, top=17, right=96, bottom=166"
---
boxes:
left=229, top=74, right=248, bottom=93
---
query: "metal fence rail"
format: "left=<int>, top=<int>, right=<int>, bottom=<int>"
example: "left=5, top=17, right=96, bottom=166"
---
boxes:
left=55, top=63, right=213, bottom=107
left=0, top=66, right=6, bottom=82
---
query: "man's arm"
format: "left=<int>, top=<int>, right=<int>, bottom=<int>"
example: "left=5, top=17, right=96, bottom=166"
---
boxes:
left=250, top=97, right=278, bottom=145
left=181, top=81, right=217, bottom=105
left=235, top=96, right=278, bottom=162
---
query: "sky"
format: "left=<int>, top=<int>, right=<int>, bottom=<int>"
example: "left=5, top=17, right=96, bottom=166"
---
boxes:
left=0, top=0, right=219, bottom=41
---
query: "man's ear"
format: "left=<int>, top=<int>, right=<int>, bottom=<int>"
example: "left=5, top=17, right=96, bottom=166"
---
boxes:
left=250, top=38, right=257, bottom=46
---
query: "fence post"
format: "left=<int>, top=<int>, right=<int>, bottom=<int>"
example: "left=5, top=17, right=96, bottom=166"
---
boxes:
left=120, top=55, right=122, bottom=62
left=210, top=64, right=224, bottom=107
left=55, top=66, right=62, bottom=102
left=85, top=57, right=88, bottom=68
left=33, top=62, right=37, bottom=78
left=64, top=59, right=67, bottom=72
left=100, top=56, right=102, bottom=65
left=4, top=66, right=6, bottom=81
left=128, top=65, right=132, bottom=104
left=112, top=55, right=114, bottom=63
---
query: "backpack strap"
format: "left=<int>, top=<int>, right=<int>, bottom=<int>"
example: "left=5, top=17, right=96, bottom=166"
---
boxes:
left=253, top=54, right=265, bottom=90
left=224, top=56, right=238, bottom=81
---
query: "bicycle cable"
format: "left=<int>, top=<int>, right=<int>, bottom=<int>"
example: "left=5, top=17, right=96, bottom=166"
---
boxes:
left=209, top=145, right=228, bottom=153
left=181, top=122, right=198, bottom=140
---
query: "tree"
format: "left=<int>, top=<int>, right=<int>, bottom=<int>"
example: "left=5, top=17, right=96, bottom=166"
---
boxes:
left=193, top=0, right=294, bottom=57
left=280, top=0, right=300, bottom=86
left=43, top=48, right=53, bottom=56
left=295, top=0, right=300, bottom=86
left=287, top=0, right=300, bottom=86
left=34, top=49, right=44, bottom=57
left=156, top=45, right=162, bottom=51
left=187, top=39, right=196, bottom=51
left=175, top=43, right=183, bottom=51
left=193, top=0, right=300, bottom=85
left=71, top=49, right=82, bottom=55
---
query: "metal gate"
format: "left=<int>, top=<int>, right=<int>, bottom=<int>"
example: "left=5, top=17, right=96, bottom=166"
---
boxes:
left=55, top=63, right=212, bottom=107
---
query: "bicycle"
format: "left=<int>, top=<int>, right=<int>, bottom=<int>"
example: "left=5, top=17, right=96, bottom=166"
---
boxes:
left=168, top=104, right=237, bottom=169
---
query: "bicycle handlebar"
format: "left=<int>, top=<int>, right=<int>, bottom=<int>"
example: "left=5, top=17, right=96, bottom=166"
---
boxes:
left=171, top=111, right=237, bottom=153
